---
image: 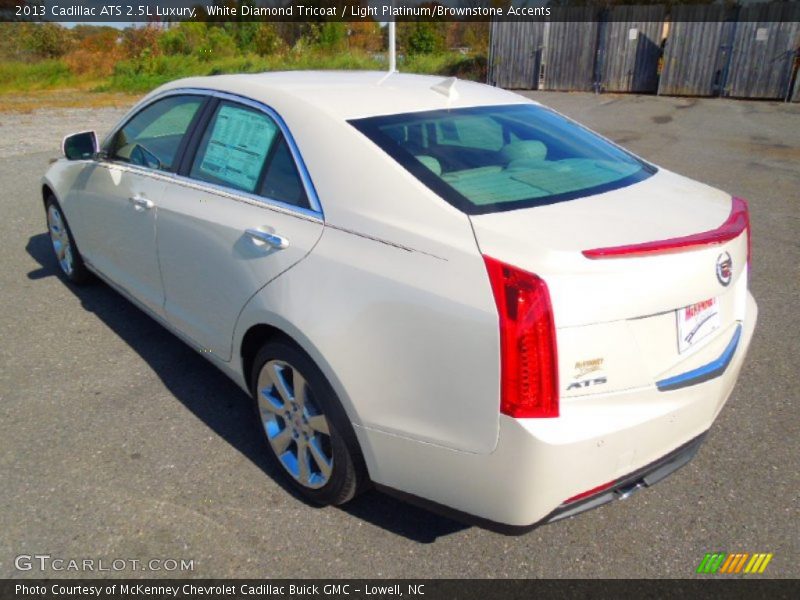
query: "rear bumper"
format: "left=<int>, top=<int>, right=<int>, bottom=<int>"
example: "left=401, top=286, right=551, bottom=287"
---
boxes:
left=543, top=431, right=706, bottom=525
left=377, top=431, right=707, bottom=534
left=357, top=292, right=757, bottom=529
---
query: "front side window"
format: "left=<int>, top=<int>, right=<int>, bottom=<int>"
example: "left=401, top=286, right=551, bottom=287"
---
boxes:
left=190, top=101, right=309, bottom=209
left=350, top=104, right=656, bottom=215
left=107, top=95, right=203, bottom=171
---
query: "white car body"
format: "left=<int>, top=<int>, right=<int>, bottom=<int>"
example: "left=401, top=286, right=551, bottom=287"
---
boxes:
left=42, top=72, right=756, bottom=530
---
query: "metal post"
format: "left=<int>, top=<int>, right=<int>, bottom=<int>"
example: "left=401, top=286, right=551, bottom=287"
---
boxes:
left=389, top=20, right=397, bottom=73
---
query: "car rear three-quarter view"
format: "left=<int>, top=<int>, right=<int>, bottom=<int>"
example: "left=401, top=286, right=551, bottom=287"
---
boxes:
left=42, top=72, right=757, bottom=532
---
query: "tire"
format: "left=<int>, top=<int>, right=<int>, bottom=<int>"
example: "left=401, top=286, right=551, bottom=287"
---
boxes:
left=45, top=195, right=92, bottom=284
left=250, top=339, right=368, bottom=506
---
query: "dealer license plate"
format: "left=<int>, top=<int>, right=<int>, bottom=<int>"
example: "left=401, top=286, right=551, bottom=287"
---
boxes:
left=676, top=297, right=720, bottom=353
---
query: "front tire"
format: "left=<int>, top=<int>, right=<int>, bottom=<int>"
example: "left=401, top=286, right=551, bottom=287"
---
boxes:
left=250, top=340, right=368, bottom=505
left=45, top=196, right=91, bottom=284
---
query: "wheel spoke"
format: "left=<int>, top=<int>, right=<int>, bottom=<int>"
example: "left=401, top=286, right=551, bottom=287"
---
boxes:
left=258, top=389, right=285, bottom=416
left=269, top=363, right=294, bottom=405
left=296, top=438, right=311, bottom=485
left=308, top=438, right=332, bottom=478
left=49, top=210, right=64, bottom=238
left=62, top=248, right=73, bottom=274
left=307, top=415, right=329, bottom=435
left=269, top=427, right=293, bottom=455
left=293, top=370, right=308, bottom=409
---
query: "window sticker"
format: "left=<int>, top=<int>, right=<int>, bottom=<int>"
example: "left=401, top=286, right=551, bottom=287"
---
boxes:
left=198, top=105, right=278, bottom=192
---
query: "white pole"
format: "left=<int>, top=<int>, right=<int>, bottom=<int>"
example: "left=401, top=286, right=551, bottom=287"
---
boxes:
left=389, top=20, right=397, bottom=73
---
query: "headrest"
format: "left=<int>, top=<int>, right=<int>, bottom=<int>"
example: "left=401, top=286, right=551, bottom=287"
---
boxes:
left=416, top=155, right=442, bottom=176
left=500, top=140, right=547, bottom=163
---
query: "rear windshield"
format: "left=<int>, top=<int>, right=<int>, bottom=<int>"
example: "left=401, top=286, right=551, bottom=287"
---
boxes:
left=350, top=104, right=656, bottom=215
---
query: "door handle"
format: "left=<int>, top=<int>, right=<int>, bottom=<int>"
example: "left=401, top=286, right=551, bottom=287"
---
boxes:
left=129, top=195, right=154, bottom=211
left=245, top=228, right=289, bottom=250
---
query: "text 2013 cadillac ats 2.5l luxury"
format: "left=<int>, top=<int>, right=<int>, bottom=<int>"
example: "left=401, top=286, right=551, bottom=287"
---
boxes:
left=42, top=72, right=756, bottom=531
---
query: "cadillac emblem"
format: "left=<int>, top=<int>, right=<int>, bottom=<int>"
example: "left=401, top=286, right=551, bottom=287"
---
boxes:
left=716, top=251, right=733, bottom=286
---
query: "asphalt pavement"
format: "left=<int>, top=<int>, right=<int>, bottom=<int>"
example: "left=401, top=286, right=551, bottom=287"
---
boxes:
left=0, top=91, right=797, bottom=578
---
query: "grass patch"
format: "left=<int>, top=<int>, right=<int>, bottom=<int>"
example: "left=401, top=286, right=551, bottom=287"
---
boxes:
left=0, top=51, right=488, bottom=111
left=403, top=53, right=487, bottom=81
left=0, top=60, right=78, bottom=93
left=97, top=51, right=389, bottom=94
left=0, top=90, right=139, bottom=113
left=98, top=51, right=486, bottom=94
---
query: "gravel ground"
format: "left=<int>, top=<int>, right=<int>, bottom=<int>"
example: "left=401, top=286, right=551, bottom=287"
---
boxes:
left=0, top=107, right=128, bottom=160
left=0, top=91, right=798, bottom=579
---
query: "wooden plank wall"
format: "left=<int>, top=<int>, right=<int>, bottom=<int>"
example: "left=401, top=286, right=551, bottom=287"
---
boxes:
left=487, top=2, right=800, bottom=100
left=488, top=21, right=544, bottom=89
left=540, top=7, right=601, bottom=92
left=601, top=4, right=666, bottom=93
left=658, top=4, right=735, bottom=97
left=725, top=3, right=800, bottom=99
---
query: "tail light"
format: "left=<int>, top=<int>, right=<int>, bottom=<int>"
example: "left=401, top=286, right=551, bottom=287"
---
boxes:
left=734, top=197, right=752, bottom=270
left=582, top=196, right=751, bottom=260
left=483, top=256, right=559, bottom=418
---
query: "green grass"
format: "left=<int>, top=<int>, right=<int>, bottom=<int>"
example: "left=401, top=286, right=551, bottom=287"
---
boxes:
left=0, top=60, right=77, bottom=93
left=0, top=51, right=488, bottom=98
left=402, top=52, right=487, bottom=80
left=97, top=51, right=388, bottom=94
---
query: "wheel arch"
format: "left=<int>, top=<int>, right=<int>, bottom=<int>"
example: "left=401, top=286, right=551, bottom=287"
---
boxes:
left=237, top=315, right=361, bottom=424
left=240, top=323, right=291, bottom=394
left=237, top=314, right=374, bottom=483
left=42, top=182, right=57, bottom=208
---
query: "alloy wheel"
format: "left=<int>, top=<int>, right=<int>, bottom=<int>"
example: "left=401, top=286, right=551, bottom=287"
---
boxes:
left=47, top=204, right=74, bottom=276
left=256, top=359, right=334, bottom=489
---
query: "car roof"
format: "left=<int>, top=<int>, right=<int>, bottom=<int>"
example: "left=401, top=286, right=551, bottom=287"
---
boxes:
left=151, top=71, right=536, bottom=121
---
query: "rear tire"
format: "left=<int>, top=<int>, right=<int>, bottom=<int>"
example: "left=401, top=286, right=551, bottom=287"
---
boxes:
left=45, top=195, right=91, bottom=284
left=250, top=339, right=368, bottom=505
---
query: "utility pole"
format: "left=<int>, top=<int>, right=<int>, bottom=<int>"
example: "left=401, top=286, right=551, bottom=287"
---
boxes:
left=389, top=19, right=397, bottom=73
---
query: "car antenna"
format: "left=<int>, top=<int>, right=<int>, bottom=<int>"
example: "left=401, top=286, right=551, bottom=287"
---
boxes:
left=431, top=77, right=459, bottom=102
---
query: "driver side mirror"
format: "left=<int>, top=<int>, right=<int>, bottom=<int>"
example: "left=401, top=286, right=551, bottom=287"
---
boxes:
left=63, top=131, right=99, bottom=160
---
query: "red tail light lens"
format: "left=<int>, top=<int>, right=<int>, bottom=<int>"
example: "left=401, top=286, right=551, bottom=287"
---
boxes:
left=564, top=480, right=616, bottom=504
left=582, top=197, right=750, bottom=260
left=734, top=197, right=752, bottom=270
left=483, top=256, right=559, bottom=418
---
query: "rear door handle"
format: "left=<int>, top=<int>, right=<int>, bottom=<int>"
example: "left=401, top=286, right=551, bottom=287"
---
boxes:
left=129, top=195, right=154, bottom=211
left=245, top=228, right=289, bottom=250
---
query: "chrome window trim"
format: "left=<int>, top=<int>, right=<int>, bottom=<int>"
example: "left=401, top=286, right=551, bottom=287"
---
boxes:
left=93, top=161, right=323, bottom=224
left=170, top=170, right=324, bottom=222
left=99, top=87, right=324, bottom=220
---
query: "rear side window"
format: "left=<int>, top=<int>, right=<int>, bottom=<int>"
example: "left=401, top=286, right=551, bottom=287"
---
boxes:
left=350, top=104, right=656, bottom=215
left=107, top=95, right=203, bottom=172
left=191, top=102, right=279, bottom=193
left=258, top=137, right=308, bottom=207
left=190, top=101, right=309, bottom=209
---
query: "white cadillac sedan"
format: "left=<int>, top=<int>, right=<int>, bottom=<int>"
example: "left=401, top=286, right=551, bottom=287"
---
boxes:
left=42, top=72, right=756, bottom=531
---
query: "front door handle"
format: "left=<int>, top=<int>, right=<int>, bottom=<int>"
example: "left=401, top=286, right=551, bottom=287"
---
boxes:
left=245, top=228, right=289, bottom=250
left=129, top=195, right=154, bottom=211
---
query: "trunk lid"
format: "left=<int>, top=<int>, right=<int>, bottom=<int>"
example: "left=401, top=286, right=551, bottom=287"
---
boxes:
left=469, top=169, right=750, bottom=397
